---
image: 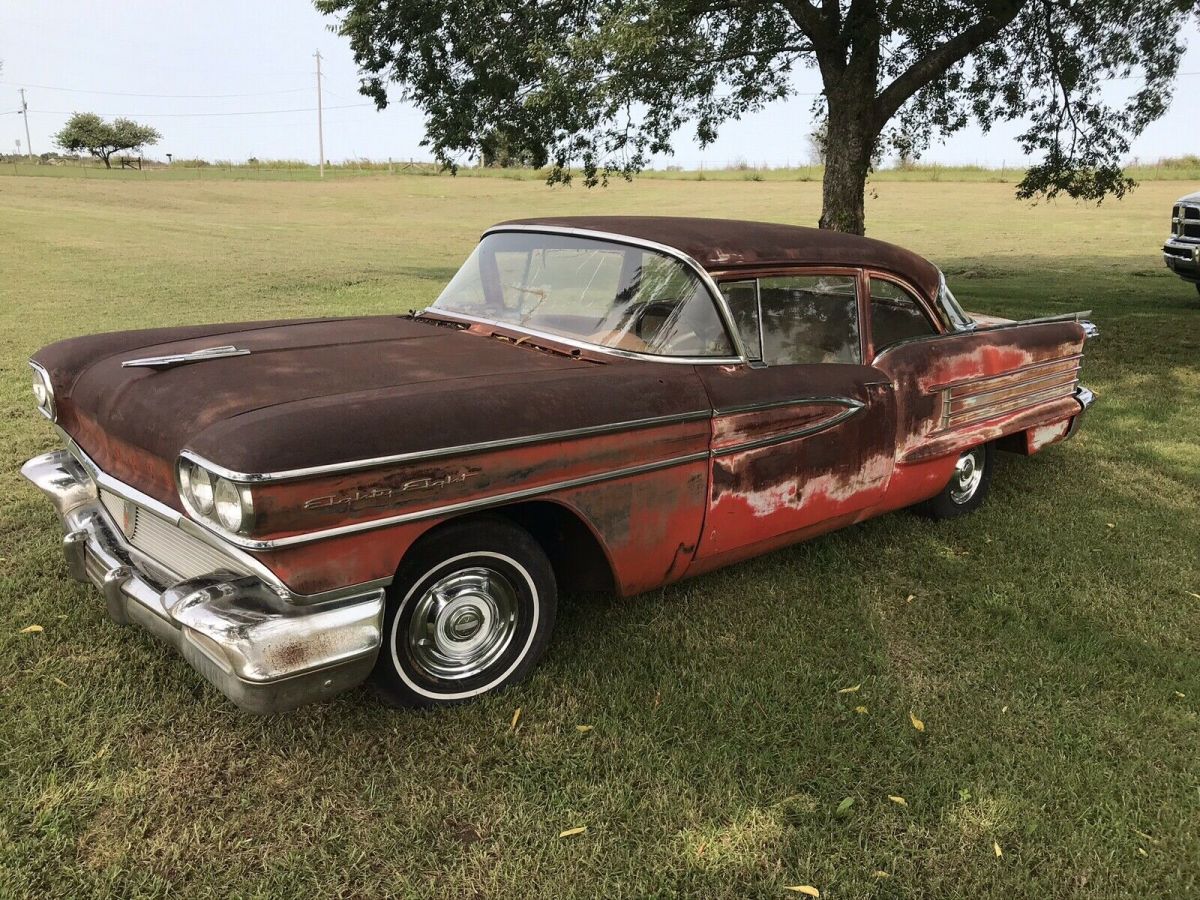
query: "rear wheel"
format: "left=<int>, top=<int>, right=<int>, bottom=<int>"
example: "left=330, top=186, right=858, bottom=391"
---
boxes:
left=917, top=443, right=995, bottom=520
left=371, top=516, right=557, bottom=708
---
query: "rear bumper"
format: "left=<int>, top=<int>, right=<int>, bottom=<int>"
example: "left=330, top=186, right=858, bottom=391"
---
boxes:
left=21, top=449, right=384, bottom=714
left=1163, top=239, right=1200, bottom=282
left=1066, top=385, right=1095, bottom=440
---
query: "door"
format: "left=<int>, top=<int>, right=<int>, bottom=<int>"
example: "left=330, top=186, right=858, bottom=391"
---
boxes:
left=694, top=270, right=897, bottom=563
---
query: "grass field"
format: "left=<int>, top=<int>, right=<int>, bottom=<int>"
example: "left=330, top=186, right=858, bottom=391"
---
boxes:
left=5, top=156, right=1200, bottom=184
left=1, top=172, right=1198, bottom=899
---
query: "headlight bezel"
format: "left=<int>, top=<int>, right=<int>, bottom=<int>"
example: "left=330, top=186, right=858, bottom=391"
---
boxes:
left=178, top=458, right=255, bottom=537
left=29, top=361, right=56, bottom=421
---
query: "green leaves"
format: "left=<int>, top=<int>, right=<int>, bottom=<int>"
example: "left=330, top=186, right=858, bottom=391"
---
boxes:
left=318, top=0, right=1194, bottom=230
left=53, top=112, right=161, bottom=168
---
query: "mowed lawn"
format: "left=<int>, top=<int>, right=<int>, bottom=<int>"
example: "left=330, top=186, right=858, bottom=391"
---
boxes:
left=0, top=172, right=1197, bottom=899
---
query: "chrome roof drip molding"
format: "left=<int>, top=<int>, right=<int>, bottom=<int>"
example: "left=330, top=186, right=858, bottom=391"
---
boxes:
left=122, top=345, right=251, bottom=369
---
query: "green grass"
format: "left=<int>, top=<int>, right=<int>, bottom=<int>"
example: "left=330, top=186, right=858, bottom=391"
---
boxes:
left=1, top=174, right=1198, bottom=899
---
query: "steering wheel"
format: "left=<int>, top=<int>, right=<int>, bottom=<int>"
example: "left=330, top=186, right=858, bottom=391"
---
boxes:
left=633, top=300, right=680, bottom=339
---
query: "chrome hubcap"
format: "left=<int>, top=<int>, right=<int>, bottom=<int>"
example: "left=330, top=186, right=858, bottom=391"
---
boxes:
left=407, top=566, right=519, bottom=681
left=950, top=448, right=985, bottom=504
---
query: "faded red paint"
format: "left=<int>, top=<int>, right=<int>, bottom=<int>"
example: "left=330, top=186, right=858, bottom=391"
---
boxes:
left=31, top=220, right=1094, bottom=602
left=1026, top=418, right=1073, bottom=454
left=251, top=419, right=710, bottom=540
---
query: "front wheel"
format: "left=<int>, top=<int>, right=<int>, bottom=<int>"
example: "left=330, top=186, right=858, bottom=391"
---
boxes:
left=371, top=516, right=557, bottom=708
left=917, top=443, right=995, bottom=520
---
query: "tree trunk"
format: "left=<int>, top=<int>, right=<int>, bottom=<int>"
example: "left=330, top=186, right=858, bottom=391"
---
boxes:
left=818, top=95, right=877, bottom=235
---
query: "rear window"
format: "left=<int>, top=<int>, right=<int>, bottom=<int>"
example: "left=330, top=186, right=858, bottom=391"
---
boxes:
left=869, top=277, right=937, bottom=351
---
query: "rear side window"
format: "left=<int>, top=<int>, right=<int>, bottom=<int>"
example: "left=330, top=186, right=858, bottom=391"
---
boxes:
left=869, top=277, right=937, bottom=352
left=758, top=275, right=861, bottom=365
left=718, top=273, right=862, bottom=365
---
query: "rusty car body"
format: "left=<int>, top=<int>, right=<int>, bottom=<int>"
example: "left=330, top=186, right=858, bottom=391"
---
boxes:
left=23, top=217, right=1097, bottom=712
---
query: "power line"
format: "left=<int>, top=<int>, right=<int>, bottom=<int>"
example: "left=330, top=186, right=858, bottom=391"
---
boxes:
left=29, top=103, right=374, bottom=118
left=0, top=79, right=312, bottom=99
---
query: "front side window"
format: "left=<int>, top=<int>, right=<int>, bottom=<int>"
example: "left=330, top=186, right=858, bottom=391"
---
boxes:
left=869, top=277, right=937, bottom=352
left=718, top=279, right=762, bottom=361
left=430, top=231, right=734, bottom=358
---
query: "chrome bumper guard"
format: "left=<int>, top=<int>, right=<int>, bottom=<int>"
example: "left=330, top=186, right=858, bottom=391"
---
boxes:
left=1066, top=385, right=1095, bottom=439
left=21, top=449, right=385, bottom=714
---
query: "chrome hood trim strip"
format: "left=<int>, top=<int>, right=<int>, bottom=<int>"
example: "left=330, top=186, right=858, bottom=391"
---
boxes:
left=122, top=345, right=250, bottom=369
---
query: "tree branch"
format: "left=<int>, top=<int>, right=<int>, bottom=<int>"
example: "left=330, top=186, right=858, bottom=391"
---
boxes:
left=873, top=0, right=1025, bottom=127
left=780, top=0, right=838, bottom=52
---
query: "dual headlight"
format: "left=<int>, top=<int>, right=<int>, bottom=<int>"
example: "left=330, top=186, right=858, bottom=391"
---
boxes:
left=30, top=362, right=55, bottom=421
left=178, top=459, right=255, bottom=535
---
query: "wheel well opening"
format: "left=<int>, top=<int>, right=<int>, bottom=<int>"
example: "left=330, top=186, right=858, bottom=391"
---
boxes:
left=488, top=501, right=616, bottom=595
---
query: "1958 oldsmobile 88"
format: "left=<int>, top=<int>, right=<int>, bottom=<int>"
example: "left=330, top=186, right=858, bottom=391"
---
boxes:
left=23, top=217, right=1097, bottom=713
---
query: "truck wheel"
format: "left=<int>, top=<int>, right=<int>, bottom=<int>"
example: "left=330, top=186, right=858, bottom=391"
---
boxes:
left=918, top=443, right=995, bottom=520
left=371, top=516, right=557, bottom=708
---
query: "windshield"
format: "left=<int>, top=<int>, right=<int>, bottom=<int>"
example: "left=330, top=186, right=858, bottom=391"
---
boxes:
left=935, top=271, right=976, bottom=331
left=429, top=231, right=735, bottom=358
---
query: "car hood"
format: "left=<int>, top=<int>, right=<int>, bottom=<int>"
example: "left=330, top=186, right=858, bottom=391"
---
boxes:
left=39, top=315, right=600, bottom=470
left=1177, top=191, right=1200, bottom=203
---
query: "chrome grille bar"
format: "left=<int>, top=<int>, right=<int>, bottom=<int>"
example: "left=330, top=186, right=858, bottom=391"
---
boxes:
left=99, top=489, right=252, bottom=582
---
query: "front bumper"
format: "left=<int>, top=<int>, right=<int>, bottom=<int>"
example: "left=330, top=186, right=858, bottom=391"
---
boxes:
left=1163, top=239, right=1200, bottom=282
left=21, top=449, right=385, bottom=714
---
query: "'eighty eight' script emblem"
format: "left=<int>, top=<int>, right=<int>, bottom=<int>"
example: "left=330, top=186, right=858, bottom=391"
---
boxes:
left=303, top=469, right=482, bottom=512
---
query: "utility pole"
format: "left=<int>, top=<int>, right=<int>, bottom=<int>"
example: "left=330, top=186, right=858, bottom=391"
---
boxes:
left=18, top=88, right=33, bottom=161
left=314, top=50, right=325, bottom=178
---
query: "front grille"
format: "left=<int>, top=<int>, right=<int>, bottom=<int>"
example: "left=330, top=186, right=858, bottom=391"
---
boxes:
left=99, top=490, right=252, bottom=581
left=1173, top=204, right=1200, bottom=240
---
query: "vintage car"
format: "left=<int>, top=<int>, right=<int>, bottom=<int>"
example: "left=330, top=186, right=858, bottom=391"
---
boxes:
left=23, top=217, right=1097, bottom=713
left=1163, top=190, right=1200, bottom=294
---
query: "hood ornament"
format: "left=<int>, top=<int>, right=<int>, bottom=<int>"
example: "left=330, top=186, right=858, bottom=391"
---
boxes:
left=122, top=345, right=251, bottom=370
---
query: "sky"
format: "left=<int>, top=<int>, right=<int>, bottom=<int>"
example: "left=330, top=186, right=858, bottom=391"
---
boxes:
left=1, top=1, right=1197, bottom=169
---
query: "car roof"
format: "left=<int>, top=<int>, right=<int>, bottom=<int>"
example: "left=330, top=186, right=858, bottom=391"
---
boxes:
left=494, top=215, right=942, bottom=298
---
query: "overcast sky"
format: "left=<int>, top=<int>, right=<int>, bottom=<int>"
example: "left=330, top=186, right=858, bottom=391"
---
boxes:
left=1, top=1, right=1197, bottom=168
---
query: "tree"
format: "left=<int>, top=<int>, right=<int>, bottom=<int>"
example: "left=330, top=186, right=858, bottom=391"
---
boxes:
left=53, top=113, right=161, bottom=169
left=318, top=1, right=1197, bottom=235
